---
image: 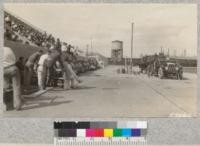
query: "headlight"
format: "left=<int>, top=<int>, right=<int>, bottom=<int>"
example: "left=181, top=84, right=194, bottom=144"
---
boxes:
left=165, top=66, right=168, bottom=70
left=175, top=67, right=179, bottom=70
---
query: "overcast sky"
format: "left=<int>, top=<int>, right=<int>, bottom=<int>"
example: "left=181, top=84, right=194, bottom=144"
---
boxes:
left=4, top=3, right=197, bottom=57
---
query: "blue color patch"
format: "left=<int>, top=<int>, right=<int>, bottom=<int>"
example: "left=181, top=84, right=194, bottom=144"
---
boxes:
left=122, top=129, right=132, bottom=137
left=132, top=129, right=141, bottom=136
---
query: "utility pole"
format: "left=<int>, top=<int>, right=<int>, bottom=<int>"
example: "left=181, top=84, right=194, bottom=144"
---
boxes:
left=160, top=46, right=163, bottom=54
left=91, top=37, right=93, bottom=55
left=86, top=44, right=89, bottom=57
left=174, top=49, right=177, bottom=57
left=184, top=49, right=186, bottom=57
left=130, top=22, right=134, bottom=73
left=125, top=56, right=127, bottom=71
left=167, top=48, right=170, bottom=56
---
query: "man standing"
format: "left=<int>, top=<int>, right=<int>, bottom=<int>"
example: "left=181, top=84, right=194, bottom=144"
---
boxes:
left=24, top=50, right=43, bottom=87
left=16, top=57, right=25, bottom=85
left=63, top=61, right=82, bottom=89
left=37, top=50, right=51, bottom=90
left=4, top=47, right=22, bottom=110
left=45, top=46, right=55, bottom=87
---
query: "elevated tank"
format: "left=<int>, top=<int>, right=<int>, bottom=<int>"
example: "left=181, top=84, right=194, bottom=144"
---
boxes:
left=111, top=40, right=123, bottom=63
left=111, top=40, right=123, bottom=50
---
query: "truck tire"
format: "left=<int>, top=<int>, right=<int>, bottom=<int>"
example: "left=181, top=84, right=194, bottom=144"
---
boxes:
left=158, top=67, right=164, bottom=79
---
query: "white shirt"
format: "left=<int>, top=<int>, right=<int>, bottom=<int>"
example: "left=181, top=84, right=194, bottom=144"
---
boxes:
left=61, top=45, right=67, bottom=52
left=38, top=54, right=49, bottom=66
left=49, top=45, right=54, bottom=50
left=4, top=47, right=16, bottom=68
left=37, top=54, right=49, bottom=72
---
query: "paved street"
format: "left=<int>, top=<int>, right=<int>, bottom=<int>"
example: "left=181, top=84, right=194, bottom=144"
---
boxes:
left=3, top=66, right=197, bottom=118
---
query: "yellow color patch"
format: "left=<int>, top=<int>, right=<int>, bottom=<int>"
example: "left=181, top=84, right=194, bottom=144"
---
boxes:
left=104, top=129, right=113, bottom=137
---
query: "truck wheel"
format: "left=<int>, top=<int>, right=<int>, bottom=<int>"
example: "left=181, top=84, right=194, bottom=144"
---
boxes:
left=158, top=68, right=164, bottom=79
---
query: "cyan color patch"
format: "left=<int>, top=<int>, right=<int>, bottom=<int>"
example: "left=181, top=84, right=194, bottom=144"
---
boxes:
left=122, top=129, right=132, bottom=137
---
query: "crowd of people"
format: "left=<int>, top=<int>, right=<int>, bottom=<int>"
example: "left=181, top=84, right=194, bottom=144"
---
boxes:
left=4, top=11, right=58, bottom=47
left=3, top=11, right=102, bottom=111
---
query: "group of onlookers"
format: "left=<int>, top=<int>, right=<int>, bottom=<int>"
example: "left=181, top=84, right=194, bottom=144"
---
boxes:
left=3, top=46, right=82, bottom=111
left=3, top=11, right=102, bottom=111
left=4, top=12, right=68, bottom=48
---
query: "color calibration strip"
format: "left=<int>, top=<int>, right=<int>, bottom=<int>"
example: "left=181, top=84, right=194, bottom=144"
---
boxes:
left=54, top=121, right=147, bottom=146
left=54, top=121, right=147, bottom=138
left=55, top=128, right=146, bottom=137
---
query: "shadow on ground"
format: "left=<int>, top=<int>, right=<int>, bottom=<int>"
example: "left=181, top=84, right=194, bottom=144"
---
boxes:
left=79, top=70, right=103, bottom=77
left=51, top=86, right=96, bottom=91
left=21, top=96, right=72, bottom=111
left=71, top=86, right=96, bottom=90
left=146, top=75, right=189, bottom=81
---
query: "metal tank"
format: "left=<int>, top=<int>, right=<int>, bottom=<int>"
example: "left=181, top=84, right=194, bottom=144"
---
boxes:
left=111, top=40, right=123, bottom=64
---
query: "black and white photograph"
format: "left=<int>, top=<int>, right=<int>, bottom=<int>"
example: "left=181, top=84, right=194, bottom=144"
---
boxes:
left=2, top=3, right=197, bottom=117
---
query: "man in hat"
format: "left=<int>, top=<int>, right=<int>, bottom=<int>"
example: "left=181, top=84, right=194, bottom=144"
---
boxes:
left=24, top=50, right=43, bottom=87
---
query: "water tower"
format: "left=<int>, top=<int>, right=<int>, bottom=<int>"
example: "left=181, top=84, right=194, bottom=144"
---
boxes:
left=111, top=40, right=123, bottom=64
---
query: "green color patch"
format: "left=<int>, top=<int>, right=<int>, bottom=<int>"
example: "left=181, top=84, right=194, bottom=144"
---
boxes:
left=113, top=129, right=122, bottom=137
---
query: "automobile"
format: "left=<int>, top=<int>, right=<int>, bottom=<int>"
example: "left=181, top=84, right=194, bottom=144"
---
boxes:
left=158, top=62, right=183, bottom=80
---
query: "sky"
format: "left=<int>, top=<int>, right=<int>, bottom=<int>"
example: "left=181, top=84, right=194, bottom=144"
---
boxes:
left=4, top=3, right=197, bottom=57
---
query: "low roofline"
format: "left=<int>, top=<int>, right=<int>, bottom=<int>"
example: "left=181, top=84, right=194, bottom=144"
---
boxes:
left=112, top=40, right=123, bottom=43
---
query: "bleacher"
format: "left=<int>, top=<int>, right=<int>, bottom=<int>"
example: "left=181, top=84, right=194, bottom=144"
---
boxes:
left=4, top=10, right=104, bottom=75
left=4, top=10, right=55, bottom=47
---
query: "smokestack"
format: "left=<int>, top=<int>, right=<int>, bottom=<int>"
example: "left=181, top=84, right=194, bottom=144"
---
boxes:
left=160, top=46, right=163, bottom=53
left=173, top=49, right=177, bottom=57
left=167, top=48, right=170, bottom=56
left=184, top=49, right=187, bottom=57
left=86, top=44, right=89, bottom=56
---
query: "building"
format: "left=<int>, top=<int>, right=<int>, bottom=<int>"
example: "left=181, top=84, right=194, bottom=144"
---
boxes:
left=111, top=40, right=123, bottom=64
